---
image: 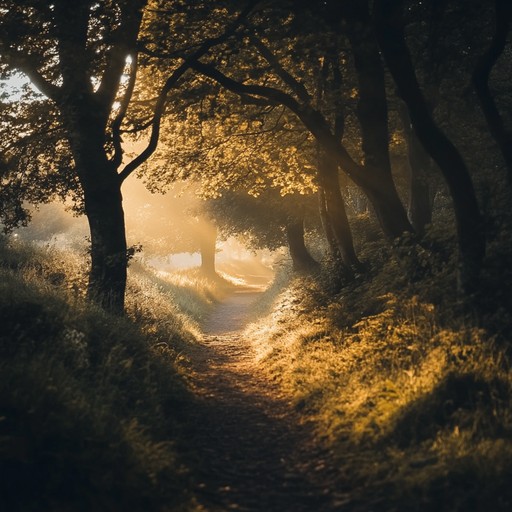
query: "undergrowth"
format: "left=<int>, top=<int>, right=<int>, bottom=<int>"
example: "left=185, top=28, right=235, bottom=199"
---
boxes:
left=128, top=260, right=236, bottom=329
left=0, top=237, right=214, bottom=512
left=246, top=218, right=512, bottom=511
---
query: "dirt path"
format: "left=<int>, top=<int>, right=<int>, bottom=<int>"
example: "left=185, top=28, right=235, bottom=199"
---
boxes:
left=181, top=288, right=352, bottom=512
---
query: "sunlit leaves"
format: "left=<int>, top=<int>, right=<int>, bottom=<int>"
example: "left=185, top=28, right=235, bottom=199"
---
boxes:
left=144, top=88, right=318, bottom=199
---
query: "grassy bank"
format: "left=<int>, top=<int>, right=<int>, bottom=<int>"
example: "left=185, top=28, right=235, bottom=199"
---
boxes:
left=246, top=220, right=512, bottom=510
left=4, top=215, right=512, bottom=510
left=0, top=238, right=226, bottom=512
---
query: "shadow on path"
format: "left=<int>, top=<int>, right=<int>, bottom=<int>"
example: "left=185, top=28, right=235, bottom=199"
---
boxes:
left=178, top=288, right=354, bottom=511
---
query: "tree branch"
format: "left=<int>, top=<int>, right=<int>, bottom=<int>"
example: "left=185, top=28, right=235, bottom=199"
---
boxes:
left=119, top=116, right=154, bottom=134
left=1, top=126, right=63, bottom=154
left=118, top=0, right=260, bottom=183
left=1, top=50, right=62, bottom=102
left=249, top=35, right=312, bottom=103
left=189, top=60, right=372, bottom=190
left=96, top=0, right=146, bottom=112
left=239, top=94, right=276, bottom=107
left=191, top=60, right=304, bottom=113
left=138, top=42, right=198, bottom=60
left=110, top=52, right=139, bottom=169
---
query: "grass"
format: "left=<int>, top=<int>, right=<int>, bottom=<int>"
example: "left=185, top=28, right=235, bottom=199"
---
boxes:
left=128, top=260, right=237, bottom=331
left=245, top=217, right=512, bottom=510
left=3, top=210, right=512, bottom=510
left=0, top=237, right=224, bottom=512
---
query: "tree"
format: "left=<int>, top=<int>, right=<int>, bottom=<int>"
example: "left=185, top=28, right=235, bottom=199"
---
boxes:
left=187, top=38, right=412, bottom=244
left=340, top=0, right=413, bottom=237
left=0, top=0, right=254, bottom=312
left=1, top=1, right=150, bottom=313
left=136, top=48, right=323, bottom=269
left=141, top=2, right=417, bottom=277
left=472, top=0, right=512, bottom=186
left=206, top=189, right=319, bottom=272
left=313, top=43, right=362, bottom=273
left=374, top=0, right=486, bottom=293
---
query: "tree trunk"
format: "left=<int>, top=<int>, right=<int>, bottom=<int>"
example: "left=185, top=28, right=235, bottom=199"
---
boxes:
left=304, top=112, right=413, bottom=239
left=472, top=0, right=512, bottom=185
left=84, top=180, right=127, bottom=314
left=315, top=50, right=356, bottom=271
left=318, top=187, right=342, bottom=261
left=318, top=153, right=363, bottom=273
left=399, top=102, right=433, bottom=234
left=374, top=0, right=486, bottom=293
left=200, top=224, right=217, bottom=277
left=362, top=172, right=412, bottom=237
left=64, top=107, right=128, bottom=314
left=344, top=0, right=414, bottom=238
left=285, top=217, right=318, bottom=272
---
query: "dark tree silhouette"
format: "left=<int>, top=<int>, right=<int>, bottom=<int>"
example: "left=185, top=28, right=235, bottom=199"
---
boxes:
left=374, top=0, right=486, bottom=293
left=0, top=1, right=255, bottom=312
left=472, top=0, right=512, bottom=186
left=0, top=0, right=146, bottom=312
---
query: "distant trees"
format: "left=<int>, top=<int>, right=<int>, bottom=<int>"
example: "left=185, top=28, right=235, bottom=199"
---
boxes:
left=183, top=0, right=508, bottom=292
left=206, top=190, right=319, bottom=272
left=374, top=0, right=486, bottom=292
left=121, top=183, right=218, bottom=275
left=182, top=3, right=414, bottom=276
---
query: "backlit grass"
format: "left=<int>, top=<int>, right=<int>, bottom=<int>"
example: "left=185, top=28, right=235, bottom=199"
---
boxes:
left=246, top=223, right=512, bottom=510
left=0, top=237, right=214, bottom=511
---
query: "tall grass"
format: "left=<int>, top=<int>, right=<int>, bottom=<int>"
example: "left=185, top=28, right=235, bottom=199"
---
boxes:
left=128, top=260, right=236, bottom=332
left=0, top=237, right=211, bottom=511
left=246, top=219, right=512, bottom=510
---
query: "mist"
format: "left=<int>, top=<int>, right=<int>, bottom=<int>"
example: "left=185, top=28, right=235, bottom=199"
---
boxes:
left=13, top=179, right=276, bottom=286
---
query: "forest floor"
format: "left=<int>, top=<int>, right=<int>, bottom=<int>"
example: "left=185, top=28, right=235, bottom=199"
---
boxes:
left=179, top=287, right=354, bottom=512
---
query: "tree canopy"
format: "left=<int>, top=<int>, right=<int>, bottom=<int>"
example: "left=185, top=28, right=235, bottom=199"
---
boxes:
left=1, top=0, right=511, bottom=311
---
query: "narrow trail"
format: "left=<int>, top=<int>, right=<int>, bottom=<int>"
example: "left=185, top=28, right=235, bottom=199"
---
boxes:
left=181, top=288, right=353, bottom=512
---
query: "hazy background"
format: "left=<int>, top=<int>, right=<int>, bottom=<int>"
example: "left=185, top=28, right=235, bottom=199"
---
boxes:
left=13, top=178, right=277, bottom=286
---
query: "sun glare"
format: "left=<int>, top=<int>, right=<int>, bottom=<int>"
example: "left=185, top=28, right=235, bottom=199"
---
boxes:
left=0, top=72, right=40, bottom=101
